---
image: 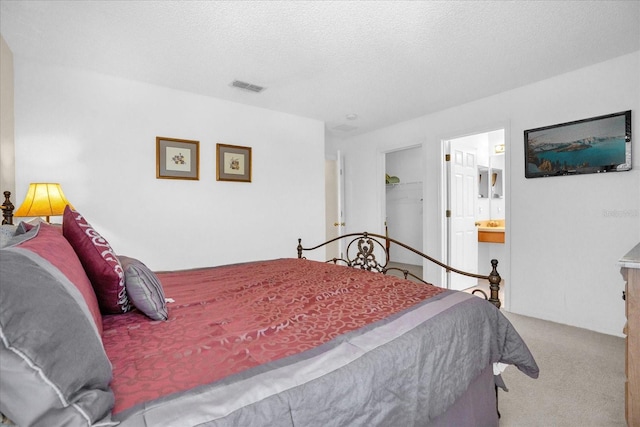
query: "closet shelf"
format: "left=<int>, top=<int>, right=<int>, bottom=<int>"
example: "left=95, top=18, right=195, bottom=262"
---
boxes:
left=386, top=181, right=422, bottom=187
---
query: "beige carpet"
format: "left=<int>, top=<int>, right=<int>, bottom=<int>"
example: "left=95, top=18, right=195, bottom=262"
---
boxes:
left=499, top=312, right=626, bottom=427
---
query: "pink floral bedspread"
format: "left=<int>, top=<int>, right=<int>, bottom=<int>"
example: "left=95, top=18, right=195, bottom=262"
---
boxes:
left=101, top=258, right=444, bottom=414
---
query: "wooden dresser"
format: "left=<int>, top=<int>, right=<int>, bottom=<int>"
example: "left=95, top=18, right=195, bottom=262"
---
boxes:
left=620, top=242, right=640, bottom=427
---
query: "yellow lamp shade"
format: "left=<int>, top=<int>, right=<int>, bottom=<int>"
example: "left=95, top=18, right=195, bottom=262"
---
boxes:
left=14, top=183, right=74, bottom=222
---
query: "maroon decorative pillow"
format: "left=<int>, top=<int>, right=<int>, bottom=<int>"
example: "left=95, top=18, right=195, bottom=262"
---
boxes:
left=63, top=206, right=131, bottom=314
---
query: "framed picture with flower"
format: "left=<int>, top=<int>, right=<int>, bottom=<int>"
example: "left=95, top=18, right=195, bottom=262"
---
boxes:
left=156, top=137, right=200, bottom=180
left=216, top=143, right=252, bottom=182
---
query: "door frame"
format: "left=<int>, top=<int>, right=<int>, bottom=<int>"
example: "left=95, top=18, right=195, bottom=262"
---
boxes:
left=439, top=121, right=512, bottom=309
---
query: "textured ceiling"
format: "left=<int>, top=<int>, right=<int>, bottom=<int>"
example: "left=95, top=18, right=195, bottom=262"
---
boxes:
left=1, top=1, right=639, bottom=138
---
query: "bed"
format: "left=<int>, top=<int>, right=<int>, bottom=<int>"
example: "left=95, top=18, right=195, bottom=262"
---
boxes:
left=0, top=191, right=539, bottom=427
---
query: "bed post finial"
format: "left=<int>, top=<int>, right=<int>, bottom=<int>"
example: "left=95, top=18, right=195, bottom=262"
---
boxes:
left=488, top=259, right=501, bottom=309
left=297, top=238, right=303, bottom=259
left=1, top=191, right=14, bottom=225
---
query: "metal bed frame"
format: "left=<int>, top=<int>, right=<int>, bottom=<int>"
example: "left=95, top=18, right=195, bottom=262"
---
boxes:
left=297, top=231, right=502, bottom=308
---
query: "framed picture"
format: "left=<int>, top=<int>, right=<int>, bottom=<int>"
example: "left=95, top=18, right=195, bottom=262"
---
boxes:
left=524, top=110, right=632, bottom=178
left=156, top=137, right=199, bottom=180
left=216, top=143, right=252, bottom=182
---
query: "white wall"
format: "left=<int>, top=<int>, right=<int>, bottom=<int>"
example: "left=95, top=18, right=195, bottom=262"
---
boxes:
left=13, top=58, right=326, bottom=270
left=335, top=51, right=640, bottom=336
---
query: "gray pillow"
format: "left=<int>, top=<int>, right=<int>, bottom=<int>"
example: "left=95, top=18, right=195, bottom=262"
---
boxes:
left=119, top=255, right=169, bottom=321
left=0, top=246, right=114, bottom=425
left=0, top=224, right=17, bottom=248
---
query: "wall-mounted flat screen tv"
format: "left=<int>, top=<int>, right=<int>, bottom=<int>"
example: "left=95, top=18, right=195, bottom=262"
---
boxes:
left=524, top=110, right=631, bottom=178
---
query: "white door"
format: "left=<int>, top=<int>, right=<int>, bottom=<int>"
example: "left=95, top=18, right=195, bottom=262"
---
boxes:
left=325, top=152, right=345, bottom=260
left=449, top=144, right=478, bottom=290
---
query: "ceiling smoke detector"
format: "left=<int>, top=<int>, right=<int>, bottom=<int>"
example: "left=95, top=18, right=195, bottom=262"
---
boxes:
left=231, top=80, right=266, bottom=93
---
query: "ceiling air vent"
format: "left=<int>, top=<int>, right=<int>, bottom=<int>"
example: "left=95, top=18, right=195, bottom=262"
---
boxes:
left=231, top=80, right=266, bottom=93
left=332, top=124, right=358, bottom=132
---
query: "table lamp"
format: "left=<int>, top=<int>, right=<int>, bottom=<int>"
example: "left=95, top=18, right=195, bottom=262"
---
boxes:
left=14, top=183, right=74, bottom=223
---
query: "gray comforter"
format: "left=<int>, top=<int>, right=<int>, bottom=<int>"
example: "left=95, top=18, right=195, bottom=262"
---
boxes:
left=116, top=291, right=539, bottom=427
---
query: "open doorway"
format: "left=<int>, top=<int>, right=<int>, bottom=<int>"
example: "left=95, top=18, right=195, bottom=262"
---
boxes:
left=443, top=129, right=506, bottom=293
left=384, top=145, right=424, bottom=276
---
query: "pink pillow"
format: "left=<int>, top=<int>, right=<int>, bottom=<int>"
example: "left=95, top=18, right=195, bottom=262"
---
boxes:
left=63, top=206, right=131, bottom=314
left=15, top=222, right=103, bottom=334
